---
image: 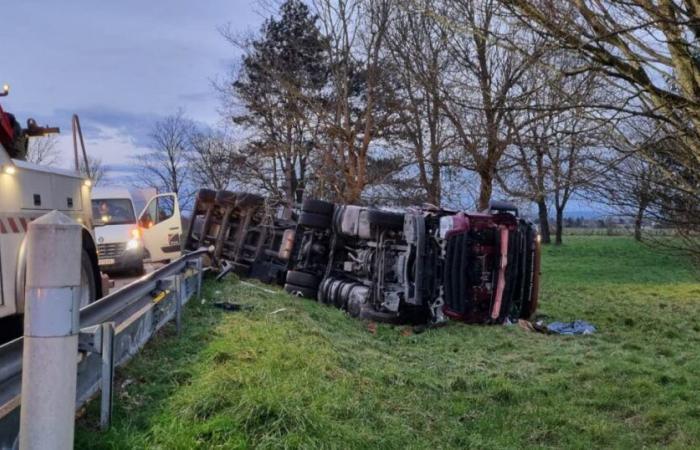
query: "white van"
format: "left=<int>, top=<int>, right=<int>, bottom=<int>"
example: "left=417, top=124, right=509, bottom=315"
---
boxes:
left=92, top=188, right=182, bottom=274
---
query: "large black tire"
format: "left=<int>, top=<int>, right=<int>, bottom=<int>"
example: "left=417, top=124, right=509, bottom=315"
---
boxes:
left=489, top=200, right=519, bottom=217
left=336, top=282, right=355, bottom=309
left=79, top=249, right=97, bottom=309
left=285, top=270, right=320, bottom=288
left=302, top=199, right=335, bottom=216
left=318, top=277, right=334, bottom=304
left=367, top=209, right=404, bottom=229
left=131, top=261, right=146, bottom=277
left=284, top=283, right=317, bottom=299
left=215, top=190, right=237, bottom=207
left=236, top=192, right=265, bottom=208
left=298, top=212, right=331, bottom=229
left=197, top=188, right=217, bottom=204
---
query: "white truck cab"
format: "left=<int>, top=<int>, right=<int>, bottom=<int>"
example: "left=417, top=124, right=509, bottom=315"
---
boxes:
left=92, top=188, right=146, bottom=275
left=92, top=188, right=182, bottom=273
left=0, top=91, right=102, bottom=322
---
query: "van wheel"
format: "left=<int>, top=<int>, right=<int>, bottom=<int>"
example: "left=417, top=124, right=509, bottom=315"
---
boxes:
left=132, top=262, right=145, bottom=277
left=80, top=249, right=97, bottom=309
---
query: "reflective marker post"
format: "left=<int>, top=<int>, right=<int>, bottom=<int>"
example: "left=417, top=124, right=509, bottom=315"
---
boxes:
left=19, top=211, right=82, bottom=450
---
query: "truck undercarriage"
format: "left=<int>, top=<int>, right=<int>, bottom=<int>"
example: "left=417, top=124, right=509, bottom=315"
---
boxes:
left=186, top=189, right=540, bottom=326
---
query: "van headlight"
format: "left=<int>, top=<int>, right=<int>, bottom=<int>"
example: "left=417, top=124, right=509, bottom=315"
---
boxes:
left=126, top=239, right=141, bottom=250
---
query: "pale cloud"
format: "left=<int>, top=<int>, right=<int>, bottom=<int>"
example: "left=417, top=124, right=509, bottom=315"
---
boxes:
left=1, top=0, right=262, bottom=175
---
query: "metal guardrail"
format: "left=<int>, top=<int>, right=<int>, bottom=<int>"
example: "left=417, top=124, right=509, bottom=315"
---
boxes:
left=0, top=247, right=209, bottom=449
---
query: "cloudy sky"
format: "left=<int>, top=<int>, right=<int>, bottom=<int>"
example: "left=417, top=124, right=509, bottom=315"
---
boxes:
left=1, top=1, right=603, bottom=216
left=1, top=0, right=265, bottom=179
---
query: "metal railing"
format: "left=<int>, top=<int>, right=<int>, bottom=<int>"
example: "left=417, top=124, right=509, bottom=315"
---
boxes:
left=0, top=216, right=209, bottom=449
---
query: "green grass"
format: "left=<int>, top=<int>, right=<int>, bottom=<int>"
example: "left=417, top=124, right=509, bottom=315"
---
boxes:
left=75, top=236, right=700, bottom=449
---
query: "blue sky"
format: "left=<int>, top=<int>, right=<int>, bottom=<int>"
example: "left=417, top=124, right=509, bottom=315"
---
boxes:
left=1, top=0, right=264, bottom=176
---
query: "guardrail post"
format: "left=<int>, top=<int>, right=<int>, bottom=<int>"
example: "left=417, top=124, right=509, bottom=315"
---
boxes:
left=196, top=256, right=203, bottom=301
left=100, top=322, right=115, bottom=430
left=19, top=211, right=81, bottom=450
left=175, top=275, right=182, bottom=336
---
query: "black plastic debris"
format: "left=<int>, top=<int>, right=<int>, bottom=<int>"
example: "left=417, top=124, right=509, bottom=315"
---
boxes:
left=212, top=302, right=253, bottom=312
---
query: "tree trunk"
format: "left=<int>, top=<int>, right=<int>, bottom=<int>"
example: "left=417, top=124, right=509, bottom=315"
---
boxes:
left=428, top=175, right=441, bottom=206
left=634, top=204, right=645, bottom=242
left=555, top=207, right=564, bottom=245
left=537, top=198, right=551, bottom=244
left=477, top=169, right=494, bottom=210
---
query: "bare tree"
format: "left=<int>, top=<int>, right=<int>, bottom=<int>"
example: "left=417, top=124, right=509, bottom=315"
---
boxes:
left=429, top=0, right=546, bottom=209
left=548, top=110, right=600, bottom=245
left=503, top=0, right=700, bottom=140
left=188, top=130, right=244, bottom=191
left=498, top=62, right=557, bottom=243
left=385, top=0, right=454, bottom=205
left=26, top=135, right=61, bottom=166
left=504, top=0, right=700, bottom=245
left=597, top=153, right=657, bottom=242
left=79, top=155, right=108, bottom=187
left=137, top=111, right=194, bottom=202
left=312, top=0, right=396, bottom=203
left=500, top=57, right=605, bottom=244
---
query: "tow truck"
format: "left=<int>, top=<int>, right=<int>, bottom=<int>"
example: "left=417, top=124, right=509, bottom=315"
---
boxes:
left=0, top=84, right=103, bottom=337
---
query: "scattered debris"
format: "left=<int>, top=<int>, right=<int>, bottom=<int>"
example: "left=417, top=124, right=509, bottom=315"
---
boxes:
left=516, top=319, right=548, bottom=333
left=516, top=319, right=596, bottom=335
left=517, top=319, right=535, bottom=332
left=269, top=308, right=287, bottom=315
left=215, top=260, right=236, bottom=282
left=367, top=321, right=378, bottom=335
left=212, top=302, right=253, bottom=312
left=547, top=320, right=596, bottom=335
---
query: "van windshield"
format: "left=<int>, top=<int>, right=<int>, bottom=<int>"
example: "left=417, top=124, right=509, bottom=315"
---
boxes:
left=91, top=198, right=136, bottom=226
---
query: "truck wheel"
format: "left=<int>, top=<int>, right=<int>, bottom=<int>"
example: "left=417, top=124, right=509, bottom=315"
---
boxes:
left=80, top=249, right=97, bottom=309
left=298, top=212, right=331, bottom=229
left=285, top=270, right=319, bottom=288
left=367, top=209, right=404, bottom=229
left=302, top=199, right=334, bottom=216
left=236, top=193, right=265, bottom=208
left=197, top=188, right=217, bottom=204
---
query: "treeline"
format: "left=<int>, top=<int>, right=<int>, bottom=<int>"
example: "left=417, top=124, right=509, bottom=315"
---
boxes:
left=139, top=0, right=700, bottom=251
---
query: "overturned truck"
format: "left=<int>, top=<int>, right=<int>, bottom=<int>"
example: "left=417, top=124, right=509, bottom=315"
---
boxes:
left=185, top=190, right=540, bottom=325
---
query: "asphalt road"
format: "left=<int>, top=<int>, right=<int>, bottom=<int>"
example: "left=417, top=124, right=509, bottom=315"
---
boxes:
left=108, top=262, right=164, bottom=291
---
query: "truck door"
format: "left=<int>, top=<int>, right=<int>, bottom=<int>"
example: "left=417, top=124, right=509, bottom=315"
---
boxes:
left=138, top=193, right=182, bottom=262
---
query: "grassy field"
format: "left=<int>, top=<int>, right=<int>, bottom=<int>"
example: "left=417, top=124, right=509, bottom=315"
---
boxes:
left=75, top=237, right=700, bottom=449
